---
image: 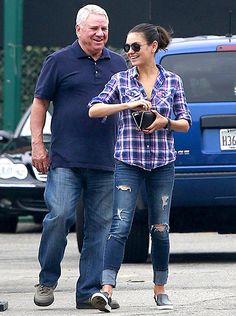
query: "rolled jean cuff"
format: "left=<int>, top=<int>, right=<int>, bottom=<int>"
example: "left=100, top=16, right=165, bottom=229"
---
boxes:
left=102, top=269, right=117, bottom=288
left=153, top=270, right=168, bottom=285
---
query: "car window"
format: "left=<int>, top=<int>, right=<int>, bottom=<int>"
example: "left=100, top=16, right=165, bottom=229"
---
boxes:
left=20, top=111, right=52, bottom=136
left=160, top=52, right=236, bottom=102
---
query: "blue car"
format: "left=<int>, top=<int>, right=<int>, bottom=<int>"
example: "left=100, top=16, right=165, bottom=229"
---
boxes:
left=155, top=35, right=236, bottom=233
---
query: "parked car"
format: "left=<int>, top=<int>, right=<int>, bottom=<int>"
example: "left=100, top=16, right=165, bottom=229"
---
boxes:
left=0, top=107, right=51, bottom=232
left=0, top=35, right=236, bottom=262
left=156, top=35, right=236, bottom=233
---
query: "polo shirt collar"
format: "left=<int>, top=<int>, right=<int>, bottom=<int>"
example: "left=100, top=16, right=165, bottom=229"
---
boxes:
left=71, top=40, right=111, bottom=60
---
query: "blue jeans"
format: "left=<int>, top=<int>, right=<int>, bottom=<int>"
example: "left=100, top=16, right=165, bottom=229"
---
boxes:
left=38, top=167, right=113, bottom=303
left=102, top=161, right=175, bottom=287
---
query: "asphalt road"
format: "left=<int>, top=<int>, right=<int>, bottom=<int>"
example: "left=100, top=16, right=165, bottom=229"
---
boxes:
left=0, top=222, right=236, bottom=315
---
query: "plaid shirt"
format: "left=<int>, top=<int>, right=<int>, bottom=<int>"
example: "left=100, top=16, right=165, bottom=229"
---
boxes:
left=89, top=65, right=192, bottom=171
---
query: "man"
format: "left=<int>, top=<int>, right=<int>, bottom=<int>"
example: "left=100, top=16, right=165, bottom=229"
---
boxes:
left=30, top=4, right=127, bottom=309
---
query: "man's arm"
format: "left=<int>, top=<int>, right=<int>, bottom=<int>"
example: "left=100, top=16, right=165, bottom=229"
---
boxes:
left=30, top=97, right=50, bottom=174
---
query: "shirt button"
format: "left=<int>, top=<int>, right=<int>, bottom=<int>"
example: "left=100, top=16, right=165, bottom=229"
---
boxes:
left=147, top=145, right=150, bottom=148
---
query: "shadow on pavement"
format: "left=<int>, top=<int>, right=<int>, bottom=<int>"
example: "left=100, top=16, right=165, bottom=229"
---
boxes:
left=169, top=252, right=236, bottom=263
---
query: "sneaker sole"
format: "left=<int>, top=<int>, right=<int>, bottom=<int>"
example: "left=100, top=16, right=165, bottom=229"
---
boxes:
left=76, top=302, right=96, bottom=309
left=34, top=297, right=54, bottom=307
left=91, top=293, right=111, bottom=313
left=156, top=305, right=173, bottom=310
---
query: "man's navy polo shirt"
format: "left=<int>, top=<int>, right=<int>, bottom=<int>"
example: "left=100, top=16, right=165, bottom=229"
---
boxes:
left=34, top=40, right=127, bottom=171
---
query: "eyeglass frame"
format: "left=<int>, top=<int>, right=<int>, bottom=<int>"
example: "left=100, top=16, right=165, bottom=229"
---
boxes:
left=123, top=42, right=148, bottom=53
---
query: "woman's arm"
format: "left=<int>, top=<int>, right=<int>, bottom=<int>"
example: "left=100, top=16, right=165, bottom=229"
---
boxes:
left=89, top=99, right=152, bottom=118
left=167, top=118, right=190, bottom=132
left=143, top=110, right=190, bottom=134
left=89, top=102, right=128, bottom=118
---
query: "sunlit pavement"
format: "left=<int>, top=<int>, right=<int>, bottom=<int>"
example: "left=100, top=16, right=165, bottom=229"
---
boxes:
left=0, top=222, right=236, bottom=315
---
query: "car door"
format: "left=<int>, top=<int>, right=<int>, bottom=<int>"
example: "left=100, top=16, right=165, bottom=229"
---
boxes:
left=156, top=42, right=236, bottom=172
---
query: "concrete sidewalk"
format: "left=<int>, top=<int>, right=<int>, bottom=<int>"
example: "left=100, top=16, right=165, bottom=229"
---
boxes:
left=0, top=225, right=236, bottom=315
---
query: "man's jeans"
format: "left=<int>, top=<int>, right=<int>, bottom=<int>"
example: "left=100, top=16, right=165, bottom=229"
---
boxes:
left=102, top=161, right=175, bottom=287
left=38, top=167, right=113, bottom=303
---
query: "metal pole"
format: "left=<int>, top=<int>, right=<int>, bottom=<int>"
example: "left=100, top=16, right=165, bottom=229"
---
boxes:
left=3, top=0, right=23, bottom=131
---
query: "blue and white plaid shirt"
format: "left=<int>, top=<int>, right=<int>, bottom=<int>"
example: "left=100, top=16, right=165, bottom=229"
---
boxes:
left=89, top=65, right=192, bottom=171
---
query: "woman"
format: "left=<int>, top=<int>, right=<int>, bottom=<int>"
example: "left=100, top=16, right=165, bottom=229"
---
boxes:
left=88, top=23, right=192, bottom=312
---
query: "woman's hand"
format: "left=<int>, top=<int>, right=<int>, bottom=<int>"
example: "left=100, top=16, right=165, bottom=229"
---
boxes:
left=127, top=99, right=152, bottom=111
left=142, top=111, right=190, bottom=134
left=142, top=110, right=168, bottom=134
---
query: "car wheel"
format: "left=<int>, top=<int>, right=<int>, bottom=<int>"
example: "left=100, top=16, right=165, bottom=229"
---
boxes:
left=123, top=211, right=149, bottom=263
left=0, top=215, right=18, bottom=233
left=33, top=214, right=45, bottom=224
left=76, top=203, right=149, bottom=263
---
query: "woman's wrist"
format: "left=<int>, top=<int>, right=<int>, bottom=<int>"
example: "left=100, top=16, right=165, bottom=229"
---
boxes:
left=123, top=103, right=130, bottom=110
left=164, top=118, right=172, bottom=131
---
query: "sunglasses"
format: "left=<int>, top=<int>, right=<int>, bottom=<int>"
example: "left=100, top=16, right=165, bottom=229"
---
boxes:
left=123, top=42, right=146, bottom=53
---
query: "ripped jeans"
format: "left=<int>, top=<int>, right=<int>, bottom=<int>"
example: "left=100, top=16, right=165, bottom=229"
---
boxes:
left=102, top=160, right=175, bottom=287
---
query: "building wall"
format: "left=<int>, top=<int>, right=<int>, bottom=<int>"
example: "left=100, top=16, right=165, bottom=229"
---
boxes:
left=0, top=0, right=236, bottom=48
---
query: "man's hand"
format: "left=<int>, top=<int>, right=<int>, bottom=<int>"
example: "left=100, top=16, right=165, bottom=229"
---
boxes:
left=32, top=142, right=49, bottom=174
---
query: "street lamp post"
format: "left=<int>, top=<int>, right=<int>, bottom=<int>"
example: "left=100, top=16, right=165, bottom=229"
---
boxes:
left=3, top=0, right=23, bottom=131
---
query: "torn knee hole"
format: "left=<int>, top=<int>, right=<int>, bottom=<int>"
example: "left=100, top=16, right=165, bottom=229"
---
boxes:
left=116, top=185, right=131, bottom=192
left=117, top=208, right=123, bottom=220
left=161, top=195, right=169, bottom=210
left=153, top=224, right=169, bottom=232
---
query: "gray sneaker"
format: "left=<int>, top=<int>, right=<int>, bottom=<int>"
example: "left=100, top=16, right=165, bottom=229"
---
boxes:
left=91, top=291, right=112, bottom=313
left=34, top=284, right=56, bottom=307
left=77, top=298, right=120, bottom=310
left=154, top=293, right=173, bottom=310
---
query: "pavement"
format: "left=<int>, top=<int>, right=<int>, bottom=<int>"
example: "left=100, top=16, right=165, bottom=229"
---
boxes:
left=0, top=222, right=236, bottom=315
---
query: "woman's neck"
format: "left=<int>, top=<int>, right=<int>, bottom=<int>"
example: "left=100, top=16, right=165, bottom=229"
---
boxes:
left=137, top=63, right=159, bottom=79
left=137, top=64, right=159, bottom=100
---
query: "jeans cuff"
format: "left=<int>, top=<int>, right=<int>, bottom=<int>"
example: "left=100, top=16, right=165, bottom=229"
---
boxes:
left=102, top=269, right=117, bottom=287
left=153, top=270, right=168, bottom=285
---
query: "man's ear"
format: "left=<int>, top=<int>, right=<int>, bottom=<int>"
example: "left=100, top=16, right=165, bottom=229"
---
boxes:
left=75, top=25, right=80, bottom=37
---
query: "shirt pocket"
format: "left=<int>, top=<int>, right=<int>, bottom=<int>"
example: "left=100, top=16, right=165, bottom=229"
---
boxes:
left=121, top=88, right=144, bottom=103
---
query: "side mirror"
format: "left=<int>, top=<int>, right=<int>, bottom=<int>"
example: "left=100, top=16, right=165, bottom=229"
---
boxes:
left=0, top=130, right=13, bottom=143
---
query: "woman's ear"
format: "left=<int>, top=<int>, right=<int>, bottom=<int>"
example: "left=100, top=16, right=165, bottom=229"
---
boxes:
left=152, top=41, right=158, bottom=53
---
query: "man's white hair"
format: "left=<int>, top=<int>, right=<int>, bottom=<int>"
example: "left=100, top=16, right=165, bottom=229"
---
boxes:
left=76, top=4, right=109, bottom=26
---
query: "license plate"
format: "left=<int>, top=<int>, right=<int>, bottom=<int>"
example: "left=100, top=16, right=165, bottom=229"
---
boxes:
left=0, top=158, right=28, bottom=179
left=220, top=129, right=236, bottom=150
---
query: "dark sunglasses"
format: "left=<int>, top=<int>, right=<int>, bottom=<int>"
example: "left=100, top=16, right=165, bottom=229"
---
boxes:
left=124, top=42, right=144, bottom=53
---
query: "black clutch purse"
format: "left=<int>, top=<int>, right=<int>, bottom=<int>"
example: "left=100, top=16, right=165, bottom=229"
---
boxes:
left=132, top=111, right=156, bottom=130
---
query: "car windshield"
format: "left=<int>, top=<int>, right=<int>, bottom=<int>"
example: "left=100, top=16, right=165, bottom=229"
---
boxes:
left=160, top=51, right=236, bottom=102
left=20, top=111, right=52, bottom=137
left=0, top=136, right=31, bottom=154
